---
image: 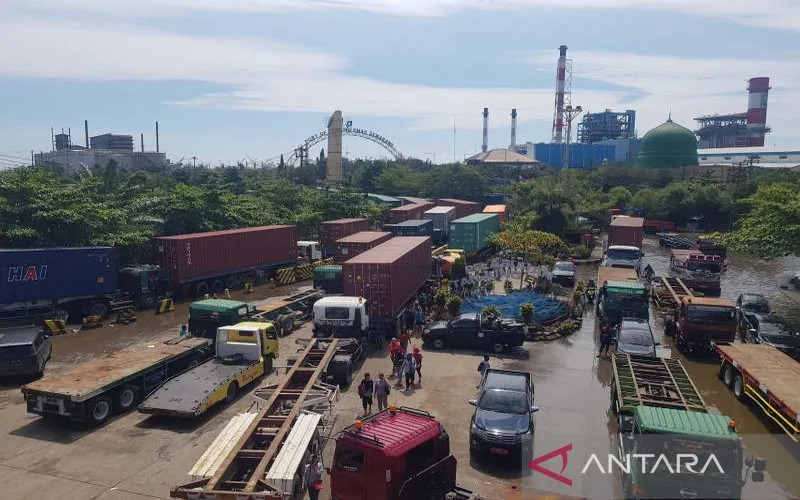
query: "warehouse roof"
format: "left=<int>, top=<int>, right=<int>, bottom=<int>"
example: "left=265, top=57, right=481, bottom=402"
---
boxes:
left=466, top=148, right=539, bottom=165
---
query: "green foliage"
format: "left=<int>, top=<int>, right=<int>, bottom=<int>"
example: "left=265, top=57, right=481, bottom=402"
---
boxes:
left=451, top=256, right=467, bottom=281
left=482, top=305, right=500, bottom=319
left=446, top=295, right=463, bottom=317
left=520, top=303, right=534, bottom=323
left=723, top=182, right=800, bottom=258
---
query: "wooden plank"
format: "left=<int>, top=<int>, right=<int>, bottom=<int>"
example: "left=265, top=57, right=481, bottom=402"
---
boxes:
left=23, top=337, right=209, bottom=400
left=716, top=344, right=800, bottom=417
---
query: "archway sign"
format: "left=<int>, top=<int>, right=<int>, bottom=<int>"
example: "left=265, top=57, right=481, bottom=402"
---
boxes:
left=289, top=127, right=404, bottom=166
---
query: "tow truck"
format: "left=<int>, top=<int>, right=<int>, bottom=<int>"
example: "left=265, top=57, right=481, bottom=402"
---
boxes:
left=138, top=322, right=279, bottom=418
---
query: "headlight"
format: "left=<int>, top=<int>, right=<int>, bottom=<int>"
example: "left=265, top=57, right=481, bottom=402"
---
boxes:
left=470, top=422, right=480, bottom=433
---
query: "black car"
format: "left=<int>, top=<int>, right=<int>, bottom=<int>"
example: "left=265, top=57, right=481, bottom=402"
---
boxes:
left=551, top=261, right=576, bottom=288
left=0, top=327, right=52, bottom=377
left=469, top=369, right=537, bottom=461
left=423, top=312, right=525, bottom=353
left=736, top=293, right=771, bottom=323
left=616, top=318, right=658, bottom=357
left=741, top=313, right=800, bottom=358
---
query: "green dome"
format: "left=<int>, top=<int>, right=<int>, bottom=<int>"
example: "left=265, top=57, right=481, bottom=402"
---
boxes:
left=635, top=118, right=698, bottom=169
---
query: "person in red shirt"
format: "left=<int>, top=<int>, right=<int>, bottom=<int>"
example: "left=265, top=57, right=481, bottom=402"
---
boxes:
left=412, top=346, right=423, bottom=384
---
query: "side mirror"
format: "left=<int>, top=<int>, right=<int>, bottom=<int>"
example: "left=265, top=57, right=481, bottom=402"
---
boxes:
left=754, top=457, right=766, bottom=472
left=654, top=341, right=661, bottom=346
left=468, top=399, right=478, bottom=406
left=530, top=406, right=539, bottom=413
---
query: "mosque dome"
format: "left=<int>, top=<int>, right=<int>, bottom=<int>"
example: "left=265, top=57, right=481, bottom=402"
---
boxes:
left=635, top=118, right=698, bottom=168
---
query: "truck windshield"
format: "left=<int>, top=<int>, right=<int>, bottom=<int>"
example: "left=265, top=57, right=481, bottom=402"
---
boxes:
left=687, top=306, right=736, bottom=325
left=325, top=307, right=349, bottom=320
left=478, top=390, right=528, bottom=415
left=687, top=261, right=722, bottom=273
left=607, top=248, right=640, bottom=260
left=649, top=437, right=741, bottom=479
left=606, top=291, right=648, bottom=307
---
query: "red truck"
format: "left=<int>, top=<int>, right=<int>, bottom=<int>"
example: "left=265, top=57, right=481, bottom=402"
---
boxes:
left=608, top=216, right=644, bottom=248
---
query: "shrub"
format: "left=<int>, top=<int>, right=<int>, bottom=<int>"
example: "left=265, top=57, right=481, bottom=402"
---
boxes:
left=446, top=295, right=463, bottom=317
left=520, top=303, right=534, bottom=324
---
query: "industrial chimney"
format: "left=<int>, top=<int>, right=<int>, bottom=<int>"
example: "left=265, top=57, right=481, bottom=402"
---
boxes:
left=84, top=120, right=89, bottom=149
left=140, top=133, right=144, bottom=152
left=552, top=45, right=568, bottom=144
left=155, top=121, right=160, bottom=153
left=510, top=109, right=517, bottom=149
left=482, top=108, right=489, bottom=153
left=746, top=77, right=770, bottom=147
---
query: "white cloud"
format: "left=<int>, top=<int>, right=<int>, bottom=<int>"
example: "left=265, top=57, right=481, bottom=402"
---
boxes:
left=7, top=0, right=800, bottom=31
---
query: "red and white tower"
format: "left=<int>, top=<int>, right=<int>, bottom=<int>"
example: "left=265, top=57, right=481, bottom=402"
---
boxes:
left=746, top=77, right=770, bottom=147
left=552, top=45, right=570, bottom=144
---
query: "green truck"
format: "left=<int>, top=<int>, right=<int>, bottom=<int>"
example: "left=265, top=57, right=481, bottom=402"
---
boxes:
left=596, top=267, right=649, bottom=326
left=188, top=299, right=253, bottom=339
left=610, top=353, right=765, bottom=499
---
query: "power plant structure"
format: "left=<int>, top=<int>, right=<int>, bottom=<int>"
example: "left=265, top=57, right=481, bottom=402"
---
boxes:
left=694, top=77, right=771, bottom=148
left=481, top=107, right=489, bottom=152
left=551, top=45, right=572, bottom=144
left=577, top=109, right=636, bottom=144
left=510, top=109, right=517, bottom=149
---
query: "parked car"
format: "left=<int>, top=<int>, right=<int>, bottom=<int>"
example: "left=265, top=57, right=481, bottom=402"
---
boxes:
left=423, top=312, right=525, bottom=353
left=735, top=293, right=771, bottom=333
left=0, top=327, right=52, bottom=378
left=551, top=261, right=576, bottom=288
left=741, top=312, right=800, bottom=358
left=616, top=318, right=658, bottom=357
left=469, top=369, right=537, bottom=461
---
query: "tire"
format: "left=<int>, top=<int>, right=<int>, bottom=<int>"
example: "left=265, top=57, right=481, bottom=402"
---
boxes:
left=88, top=396, right=113, bottom=425
left=280, top=315, right=295, bottom=335
left=264, top=355, right=274, bottom=375
left=492, top=342, right=505, bottom=354
left=212, top=280, right=225, bottom=294
left=88, top=302, right=109, bottom=320
left=733, top=374, right=745, bottom=400
left=115, top=386, right=138, bottom=412
left=139, top=294, right=155, bottom=310
left=432, top=338, right=445, bottom=350
left=189, top=358, right=201, bottom=369
left=196, top=282, right=210, bottom=297
left=225, top=382, right=239, bottom=403
left=723, top=364, right=737, bottom=388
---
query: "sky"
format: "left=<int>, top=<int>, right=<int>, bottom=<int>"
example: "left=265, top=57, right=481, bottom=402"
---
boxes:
left=1, top=0, right=799, bottom=168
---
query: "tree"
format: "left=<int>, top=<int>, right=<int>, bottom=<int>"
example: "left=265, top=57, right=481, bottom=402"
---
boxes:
left=724, top=182, right=800, bottom=258
left=607, top=186, right=632, bottom=208
left=421, top=164, right=487, bottom=200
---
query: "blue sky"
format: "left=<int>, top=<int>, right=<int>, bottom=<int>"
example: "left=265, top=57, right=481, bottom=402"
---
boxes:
left=1, top=0, right=799, bottom=167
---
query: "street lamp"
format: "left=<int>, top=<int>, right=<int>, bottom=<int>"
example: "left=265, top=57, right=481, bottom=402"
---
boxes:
left=563, top=105, right=583, bottom=169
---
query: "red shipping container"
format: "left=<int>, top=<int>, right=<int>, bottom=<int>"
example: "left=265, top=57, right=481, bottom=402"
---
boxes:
left=154, top=225, right=297, bottom=287
left=436, top=198, right=481, bottom=219
left=386, top=203, right=435, bottom=224
left=644, top=219, right=677, bottom=233
left=319, top=218, right=371, bottom=250
left=343, top=236, right=432, bottom=319
left=333, top=231, right=393, bottom=263
left=608, top=216, right=645, bottom=248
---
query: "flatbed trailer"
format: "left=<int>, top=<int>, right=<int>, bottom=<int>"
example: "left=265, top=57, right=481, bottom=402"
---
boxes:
left=650, top=276, right=692, bottom=308
left=657, top=232, right=696, bottom=249
left=714, top=342, right=800, bottom=441
left=252, top=288, right=323, bottom=336
left=610, top=352, right=706, bottom=416
left=597, top=267, right=638, bottom=285
left=21, top=336, right=212, bottom=425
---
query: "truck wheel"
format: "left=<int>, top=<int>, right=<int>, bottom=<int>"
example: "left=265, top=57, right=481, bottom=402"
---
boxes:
left=196, top=282, right=209, bottom=297
left=139, top=294, right=155, bottom=310
left=492, top=342, right=505, bottom=354
left=225, top=382, right=239, bottom=403
left=88, top=302, right=109, bottom=320
left=432, top=338, right=445, bottom=350
left=115, top=386, right=138, bottom=412
left=88, top=396, right=113, bottom=425
left=733, top=374, right=745, bottom=400
left=723, top=364, right=736, bottom=388
left=264, top=355, right=274, bottom=375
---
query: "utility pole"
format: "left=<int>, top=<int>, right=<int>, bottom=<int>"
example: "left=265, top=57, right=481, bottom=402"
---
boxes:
left=563, top=105, right=583, bottom=170
left=191, top=156, right=197, bottom=168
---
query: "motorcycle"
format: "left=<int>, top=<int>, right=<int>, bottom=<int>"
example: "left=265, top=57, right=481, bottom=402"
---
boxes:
left=585, top=280, right=597, bottom=304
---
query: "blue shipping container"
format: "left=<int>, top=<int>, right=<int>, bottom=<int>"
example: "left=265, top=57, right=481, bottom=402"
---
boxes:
left=0, top=247, right=117, bottom=304
left=382, top=219, right=434, bottom=238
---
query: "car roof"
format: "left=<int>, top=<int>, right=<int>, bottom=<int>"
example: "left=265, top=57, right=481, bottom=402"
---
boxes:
left=739, top=293, right=768, bottom=303
left=0, top=328, right=41, bottom=346
left=459, top=313, right=478, bottom=321
left=483, top=369, right=530, bottom=392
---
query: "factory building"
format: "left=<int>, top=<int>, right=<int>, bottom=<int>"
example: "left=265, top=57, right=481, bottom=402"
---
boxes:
left=698, top=147, right=800, bottom=169
left=577, top=109, right=636, bottom=144
left=89, top=133, right=134, bottom=152
left=694, top=77, right=771, bottom=148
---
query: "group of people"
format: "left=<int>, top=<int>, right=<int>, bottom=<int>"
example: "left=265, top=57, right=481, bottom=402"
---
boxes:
left=356, top=333, right=424, bottom=416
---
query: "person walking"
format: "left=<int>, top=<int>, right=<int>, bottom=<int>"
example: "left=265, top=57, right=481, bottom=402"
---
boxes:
left=388, top=338, right=400, bottom=375
left=400, top=353, right=417, bottom=390
left=374, top=373, right=391, bottom=411
left=304, top=455, right=324, bottom=500
left=357, top=373, right=374, bottom=415
left=412, top=347, right=423, bottom=384
left=392, top=349, right=405, bottom=385
left=415, top=306, right=425, bottom=336
left=598, top=324, right=615, bottom=358
left=397, top=330, right=411, bottom=352
left=179, top=324, right=188, bottom=337
left=477, top=355, right=490, bottom=388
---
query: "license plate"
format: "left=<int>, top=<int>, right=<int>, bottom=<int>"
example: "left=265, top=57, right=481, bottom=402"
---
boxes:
left=490, top=447, right=509, bottom=455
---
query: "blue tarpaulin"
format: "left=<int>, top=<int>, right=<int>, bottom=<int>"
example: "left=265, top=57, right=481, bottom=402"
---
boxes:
left=461, top=291, right=567, bottom=323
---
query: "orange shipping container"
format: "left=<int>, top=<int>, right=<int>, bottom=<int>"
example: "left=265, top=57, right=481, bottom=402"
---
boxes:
left=482, top=204, right=507, bottom=223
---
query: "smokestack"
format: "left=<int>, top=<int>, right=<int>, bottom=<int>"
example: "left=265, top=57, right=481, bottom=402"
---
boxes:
left=552, top=45, right=568, bottom=144
left=84, top=120, right=89, bottom=149
left=510, top=109, right=517, bottom=148
left=68, top=127, right=71, bottom=148
left=482, top=107, right=489, bottom=153
left=155, top=121, right=160, bottom=153
left=140, top=133, right=144, bottom=152
left=746, top=77, right=770, bottom=147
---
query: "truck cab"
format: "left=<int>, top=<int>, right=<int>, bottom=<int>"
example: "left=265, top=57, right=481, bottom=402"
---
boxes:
left=602, top=245, right=642, bottom=272
left=298, top=241, right=323, bottom=263
left=330, top=406, right=465, bottom=500
left=669, top=251, right=723, bottom=296
left=422, top=312, right=525, bottom=353
left=117, top=264, right=162, bottom=310
left=188, top=299, right=253, bottom=340
left=313, top=296, right=369, bottom=338
left=597, top=280, right=649, bottom=327
left=668, top=297, right=737, bottom=354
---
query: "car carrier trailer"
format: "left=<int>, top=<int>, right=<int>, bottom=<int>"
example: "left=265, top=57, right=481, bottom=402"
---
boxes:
left=252, top=288, right=323, bottom=336
left=21, top=336, right=212, bottom=425
left=714, top=342, right=800, bottom=441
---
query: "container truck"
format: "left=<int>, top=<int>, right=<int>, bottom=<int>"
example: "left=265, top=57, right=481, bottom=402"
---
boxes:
left=319, top=218, right=371, bottom=258
left=610, top=352, right=765, bottom=499
left=314, top=237, right=432, bottom=338
left=448, top=214, right=500, bottom=254
left=332, top=231, right=392, bottom=263
left=313, top=265, right=343, bottom=294
left=386, top=202, right=435, bottom=224
left=423, top=206, right=456, bottom=245
left=382, top=219, right=433, bottom=238
left=482, top=204, right=507, bottom=223
left=436, top=198, right=481, bottom=219
left=604, top=216, right=644, bottom=272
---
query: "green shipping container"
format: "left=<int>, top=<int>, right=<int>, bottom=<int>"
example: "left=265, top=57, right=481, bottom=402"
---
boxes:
left=448, top=213, right=500, bottom=252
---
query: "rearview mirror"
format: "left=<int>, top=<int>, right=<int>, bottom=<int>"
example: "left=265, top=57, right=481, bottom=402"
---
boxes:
left=468, top=399, right=478, bottom=406
left=530, top=406, right=539, bottom=413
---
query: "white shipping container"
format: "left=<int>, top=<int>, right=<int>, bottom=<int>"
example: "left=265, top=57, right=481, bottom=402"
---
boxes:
left=423, top=206, right=456, bottom=233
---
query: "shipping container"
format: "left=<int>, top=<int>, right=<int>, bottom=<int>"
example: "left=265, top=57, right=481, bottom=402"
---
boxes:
left=448, top=214, right=500, bottom=253
left=436, top=198, right=481, bottom=219
left=383, top=219, right=433, bottom=239
left=343, top=236, right=432, bottom=320
left=644, top=219, right=677, bottom=233
left=385, top=203, right=436, bottom=224
left=398, top=196, right=432, bottom=206
left=154, top=226, right=297, bottom=288
left=333, top=231, right=393, bottom=263
left=423, top=206, right=456, bottom=245
left=319, top=218, right=371, bottom=255
left=608, top=216, right=645, bottom=248
left=0, top=247, right=117, bottom=304
left=366, top=193, right=402, bottom=208
left=482, top=204, right=507, bottom=223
